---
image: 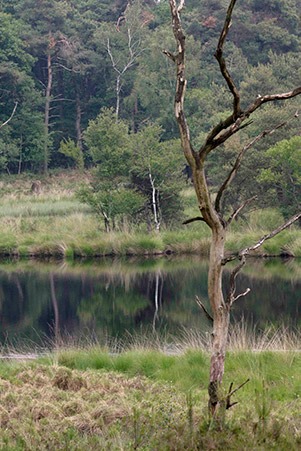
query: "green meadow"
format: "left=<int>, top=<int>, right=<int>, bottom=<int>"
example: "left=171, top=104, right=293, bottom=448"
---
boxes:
left=0, top=171, right=300, bottom=258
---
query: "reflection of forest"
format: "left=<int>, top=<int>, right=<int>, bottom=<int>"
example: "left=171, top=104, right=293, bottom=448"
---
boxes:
left=0, top=257, right=300, bottom=346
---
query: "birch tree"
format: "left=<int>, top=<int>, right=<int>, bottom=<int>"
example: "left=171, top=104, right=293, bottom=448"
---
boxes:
left=166, top=0, right=301, bottom=420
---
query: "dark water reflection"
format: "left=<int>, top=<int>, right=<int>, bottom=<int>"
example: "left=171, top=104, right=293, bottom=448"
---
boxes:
left=0, top=257, right=300, bottom=347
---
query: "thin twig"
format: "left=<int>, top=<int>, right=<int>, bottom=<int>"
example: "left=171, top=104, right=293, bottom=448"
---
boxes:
left=226, top=256, right=247, bottom=305
left=196, top=296, right=213, bottom=323
left=232, top=288, right=251, bottom=303
left=227, top=196, right=257, bottom=225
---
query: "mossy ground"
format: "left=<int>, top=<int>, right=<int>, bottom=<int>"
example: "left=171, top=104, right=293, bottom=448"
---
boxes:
left=0, top=348, right=300, bottom=449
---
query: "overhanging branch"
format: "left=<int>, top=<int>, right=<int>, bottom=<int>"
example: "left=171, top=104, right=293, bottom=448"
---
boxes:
left=240, top=212, right=301, bottom=257
left=224, top=212, right=301, bottom=302
left=224, top=211, right=301, bottom=265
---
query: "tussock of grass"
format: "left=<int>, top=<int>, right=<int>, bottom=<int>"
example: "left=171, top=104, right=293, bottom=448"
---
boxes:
left=0, top=364, right=203, bottom=449
left=1, top=321, right=301, bottom=449
left=0, top=348, right=300, bottom=449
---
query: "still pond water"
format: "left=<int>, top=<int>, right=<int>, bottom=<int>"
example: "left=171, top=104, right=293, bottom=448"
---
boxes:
left=0, top=256, right=300, bottom=349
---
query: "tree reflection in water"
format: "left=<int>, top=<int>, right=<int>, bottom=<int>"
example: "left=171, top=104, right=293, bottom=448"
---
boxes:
left=0, top=257, right=300, bottom=348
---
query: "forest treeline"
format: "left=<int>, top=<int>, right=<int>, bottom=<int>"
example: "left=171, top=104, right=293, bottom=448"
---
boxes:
left=0, top=0, right=300, bottom=227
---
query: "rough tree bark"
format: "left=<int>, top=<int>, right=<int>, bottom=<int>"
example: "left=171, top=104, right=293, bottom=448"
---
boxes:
left=166, top=0, right=301, bottom=419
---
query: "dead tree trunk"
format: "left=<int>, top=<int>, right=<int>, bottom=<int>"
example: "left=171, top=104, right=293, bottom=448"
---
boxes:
left=166, top=0, right=301, bottom=419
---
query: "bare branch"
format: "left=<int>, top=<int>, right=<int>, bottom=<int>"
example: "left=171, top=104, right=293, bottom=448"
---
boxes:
left=226, top=256, right=246, bottom=306
left=215, top=121, right=288, bottom=213
left=215, top=0, right=240, bottom=118
left=227, top=196, right=257, bottom=225
left=162, top=50, right=176, bottom=62
left=53, top=62, right=81, bottom=73
left=246, top=87, right=301, bottom=116
left=225, top=378, right=250, bottom=409
left=210, top=87, right=301, bottom=150
left=233, top=288, right=251, bottom=303
left=224, top=211, right=301, bottom=266
left=106, top=38, right=121, bottom=75
left=0, top=102, right=18, bottom=129
left=183, top=216, right=206, bottom=225
left=240, top=211, right=301, bottom=257
left=178, top=0, right=185, bottom=12
left=196, top=296, right=213, bottom=323
left=167, top=0, right=195, bottom=167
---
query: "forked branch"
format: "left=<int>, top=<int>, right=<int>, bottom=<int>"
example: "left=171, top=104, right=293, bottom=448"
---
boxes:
left=200, top=8, right=301, bottom=159
left=205, top=88, right=301, bottom=153
left=225, top=378, right=250, bottom=409
left=226, top=256, right=249, bottom=306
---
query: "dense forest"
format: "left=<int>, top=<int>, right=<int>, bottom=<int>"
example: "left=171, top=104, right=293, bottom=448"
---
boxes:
left=0, top=0, right=300, bottom=226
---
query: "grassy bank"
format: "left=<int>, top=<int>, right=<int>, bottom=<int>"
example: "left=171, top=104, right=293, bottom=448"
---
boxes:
left=0, top=345, right=300, bottom=449
left=0, top=171, right=300, bottom=258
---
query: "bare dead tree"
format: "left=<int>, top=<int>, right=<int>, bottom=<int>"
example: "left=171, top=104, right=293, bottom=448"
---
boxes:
left=107, top=26, right=143, bottom=121
left=166, top=0, right=301, bottom=419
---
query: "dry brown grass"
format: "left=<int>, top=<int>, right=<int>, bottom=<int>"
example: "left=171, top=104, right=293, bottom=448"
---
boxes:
left=0, top=364, right=194, bottom=449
